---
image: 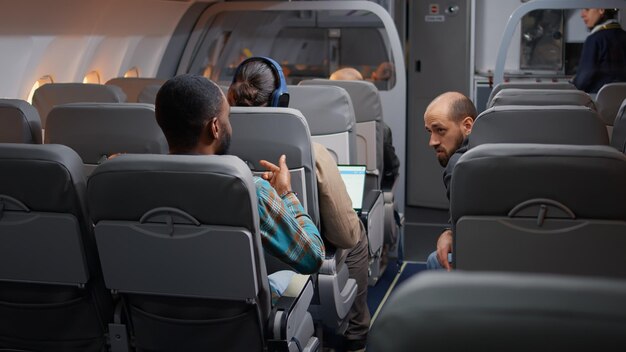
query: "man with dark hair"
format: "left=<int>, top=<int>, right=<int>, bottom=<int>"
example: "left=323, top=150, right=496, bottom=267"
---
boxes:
left=573, top=8, right=626, bottom=93
left=423, top=91, right=476, bottom=270
left=155, top=74, right=325, bottom=300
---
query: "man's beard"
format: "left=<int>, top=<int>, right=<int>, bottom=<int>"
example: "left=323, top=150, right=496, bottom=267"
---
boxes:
left=216, top=130, right=231, bottom=155
left=435, top=133, right=464, bottom=167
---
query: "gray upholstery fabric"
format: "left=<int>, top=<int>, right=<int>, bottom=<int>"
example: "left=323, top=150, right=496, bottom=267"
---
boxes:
left=105, top=77, right=166, bottom=103
left=0, top=143, right=87, bottom=214
left=87, top=154, right=271, bottom=349
left=32, top=83, right=127, bottom=128
left=299, top=79, right=384, bottom=175
left=595, top=82, right=626, bottom=125
left=0, top=143, right=113, bottom=351
left=288, top=84, right=357, bottom=163
left=450, top=144, right=626, bottom=277
left=0, top=99, right=42, bottom=144
left=299, top=79, right=382, bottom=124
left=470, top=105, right=609, bottom=148
left=228, top=106, right=319, bottom=226
left=45, top=103, right=168, bottom=165
left=451, top=143, right=626, bottom=222
left=137, top=84, right=161, bottom=104
left=288, top=84, right=356, bottom=135
left=488, top=88, right=596, bottom=110
left=487, top=82, right=576, bottom=107
left=368, top=271, right=626, bottom=352
left=611, top=99, right=626, bottom=152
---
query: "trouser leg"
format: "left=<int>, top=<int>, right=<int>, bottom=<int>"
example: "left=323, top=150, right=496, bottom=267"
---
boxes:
left=344, top=228, right=370, bottom=343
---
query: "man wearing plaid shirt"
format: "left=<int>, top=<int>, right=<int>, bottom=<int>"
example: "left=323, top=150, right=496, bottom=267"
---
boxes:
left=154, top=74, right=324, bottom=301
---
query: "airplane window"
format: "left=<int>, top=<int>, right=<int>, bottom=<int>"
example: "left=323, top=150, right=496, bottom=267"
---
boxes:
left=82, top=70, right=101, bottom=84
left=123, top=67, right=140, bottom=78
left=26, top=75, right=53, bottom=104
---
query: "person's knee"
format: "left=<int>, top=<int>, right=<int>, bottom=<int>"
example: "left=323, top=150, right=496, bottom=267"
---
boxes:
left=426, top=251, right=444, bottom=270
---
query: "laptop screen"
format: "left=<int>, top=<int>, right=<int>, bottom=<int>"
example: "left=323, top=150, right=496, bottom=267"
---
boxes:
left=337, top=165, right=367, bottom=211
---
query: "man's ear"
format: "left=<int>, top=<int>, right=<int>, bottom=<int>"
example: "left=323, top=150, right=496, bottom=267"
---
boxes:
left=461, top=116, right=474, bottom=136
left=209, top=117, right=220, bottom=140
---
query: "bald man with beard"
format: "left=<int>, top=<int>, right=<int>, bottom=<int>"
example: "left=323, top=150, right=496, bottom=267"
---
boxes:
left=423, top=92, right=476, bottom=270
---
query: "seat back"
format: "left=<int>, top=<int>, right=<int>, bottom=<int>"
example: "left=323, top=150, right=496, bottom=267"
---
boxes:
left=87, top=154, right=270, bottom=351
left=288, top=85, right=357, bottom=164
left=105, top=77, right=166, bottom=103
left=469, top=105, right=609, bottom=148
left=487, top=88, right=595, bottom=110
left=595, top=82, right=626, bottom=125
left=45, top=103, right=168, bottom=175
left=611, top=99, right=626, bottom=152
left=137, top=84, right=162, bottom=104
left=0, top=143, right=113, bottom=351
left=0, top=99, right=42, bottom=143
left=487, top=81, right=576, bottom=108
left=32, top=83, right=127, bottom=128
left=228, top=106, right=319, bottom=226
left=369, top=271, right=626, bottom=352
left=451, top=143, right=626, bottom=278
left=299, top=79, right=384, bottom=180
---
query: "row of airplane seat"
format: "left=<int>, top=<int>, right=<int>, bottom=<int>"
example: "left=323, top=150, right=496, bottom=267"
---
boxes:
left=487, top=81, right=626, bottom=126
left=0, top=80, right=396, bottom=350
left=31, top=78, right=166, bottom=128
left=0, top=142, right=319, bottom=351
left=369, top=83, right=626, bottom=351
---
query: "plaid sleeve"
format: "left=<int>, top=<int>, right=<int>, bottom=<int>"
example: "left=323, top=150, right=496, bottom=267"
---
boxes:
left=254, top=177, right=325, bottom=274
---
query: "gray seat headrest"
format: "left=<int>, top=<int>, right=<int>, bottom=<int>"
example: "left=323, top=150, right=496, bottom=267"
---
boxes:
left=487, top=82, right=576, bottom=107
left=369, top=270, right=626, bottom=352
left=45, top=103, right=168, bottom=164
left=470, top=105, right=608, bottom=148
left=105, top=77, right=166, bottom=103
left=299, top=79, right=383, bottom=123
left=611, top=99, right=626, bottom=151
left=595, top=83, right=626, bottom=126
left=87, top=154, right=258, bottom=230
left=0, top=143, right=86, bottom=214
left=451, top=143, right=626, bottom=222
left=488, top=89, right=595, bottom=110
left=137, top=84, right=161, bottom=104
left=32, top=83, right=127, bottom=127
left=0, top=99, right=42, bottom=144
left=288, top=85, right=356, bottom=135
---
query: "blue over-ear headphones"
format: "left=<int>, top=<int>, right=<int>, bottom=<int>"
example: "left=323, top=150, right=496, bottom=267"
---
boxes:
left=232, top=56, right=290, bottom=107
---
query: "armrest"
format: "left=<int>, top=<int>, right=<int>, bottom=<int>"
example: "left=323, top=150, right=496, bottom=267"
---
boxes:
left=319, top=247, right=349, bottom=275
left=268, top=275, right=313, bottom=342
left=359, top=189, right=385, bottom=257
left=108, top=300, right=130, bottom=352
left=359, top=189, right=383, bottom=226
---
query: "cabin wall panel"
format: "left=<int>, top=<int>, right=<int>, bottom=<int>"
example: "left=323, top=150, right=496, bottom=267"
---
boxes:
left=0, top=0, right=192, bottom=100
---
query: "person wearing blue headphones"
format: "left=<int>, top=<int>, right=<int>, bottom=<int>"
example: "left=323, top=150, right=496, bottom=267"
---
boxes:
left=229, top=57, right=370, bottom=352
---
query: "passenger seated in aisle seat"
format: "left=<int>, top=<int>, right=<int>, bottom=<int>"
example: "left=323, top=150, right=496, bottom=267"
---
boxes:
left=154, top=74, right=324, bottom=302
left=229, top=57, right=370, bottom=352
left=573, top=8, right=626, bottom=93
left=329, top=68, right=401, bottom=187
left=423, top=92, right=476, bottom=270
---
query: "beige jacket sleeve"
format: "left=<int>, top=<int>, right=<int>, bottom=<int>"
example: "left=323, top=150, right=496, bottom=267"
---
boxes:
left=313, top=142, right=364, bottom=249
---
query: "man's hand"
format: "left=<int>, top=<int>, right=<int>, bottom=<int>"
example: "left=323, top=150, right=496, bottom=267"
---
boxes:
left=436, top=229, right=453, bottom=271
left=260, top=154, right=292, bottom=196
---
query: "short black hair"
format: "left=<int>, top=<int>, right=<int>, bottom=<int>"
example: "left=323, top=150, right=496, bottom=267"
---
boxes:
left=155, top=74, right=225, bottom=151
